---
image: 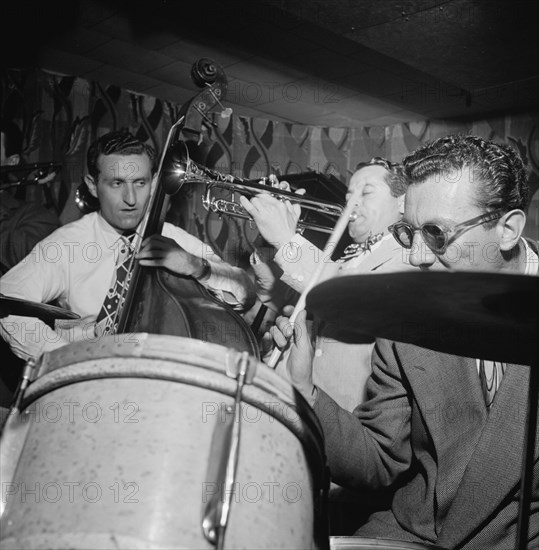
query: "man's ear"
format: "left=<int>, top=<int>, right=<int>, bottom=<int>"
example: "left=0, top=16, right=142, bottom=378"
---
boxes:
left=84, top=174, right=98, bottom=199
left=497, top=209, right=526, bottom=252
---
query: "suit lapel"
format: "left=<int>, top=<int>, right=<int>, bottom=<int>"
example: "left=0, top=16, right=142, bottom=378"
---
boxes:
left=403, top=348, right=487, bottom=509
left=356, top=238, right=407, bottom=273
left=437, top=362, right=536, bottom=548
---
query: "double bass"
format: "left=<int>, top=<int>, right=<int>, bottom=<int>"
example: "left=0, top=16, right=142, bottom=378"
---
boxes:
left=116, top=59, right=259, bottom=358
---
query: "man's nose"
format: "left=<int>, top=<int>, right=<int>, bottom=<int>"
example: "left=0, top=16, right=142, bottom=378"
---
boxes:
left=346, top=191, right=360, bottom=206
left=408, top=231, right=436, bottom=268
left=123, top=184, right=136, bottom=205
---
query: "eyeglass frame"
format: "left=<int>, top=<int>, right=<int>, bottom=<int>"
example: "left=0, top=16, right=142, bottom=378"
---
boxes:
left=388, top=209, right=506, bottom=254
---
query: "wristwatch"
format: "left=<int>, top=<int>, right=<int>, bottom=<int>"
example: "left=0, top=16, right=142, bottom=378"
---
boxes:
left=250, top=250, right=262, bottom=265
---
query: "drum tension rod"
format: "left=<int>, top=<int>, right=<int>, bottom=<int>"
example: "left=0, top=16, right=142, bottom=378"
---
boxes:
left=202, top=352, right=255, bottom=549
left=11, top=358, right=36, bottom=413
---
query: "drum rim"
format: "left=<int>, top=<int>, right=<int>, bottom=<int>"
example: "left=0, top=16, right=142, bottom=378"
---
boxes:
left=329, top=536, right=448, bottom=550
left=33, top=334, right=301, bottom=408
left=24, top=361, right=325, bottom=459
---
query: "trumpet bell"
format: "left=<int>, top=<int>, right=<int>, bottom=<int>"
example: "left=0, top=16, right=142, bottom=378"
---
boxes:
left=161, top=141, right=192, bottom=196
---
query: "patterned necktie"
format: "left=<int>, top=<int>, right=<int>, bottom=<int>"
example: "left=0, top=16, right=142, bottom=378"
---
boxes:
left=478, top=359, right=506, bottom=409
left=95, top=233, right=136, bottom=337
left=340, top=231, right=384, bottom=261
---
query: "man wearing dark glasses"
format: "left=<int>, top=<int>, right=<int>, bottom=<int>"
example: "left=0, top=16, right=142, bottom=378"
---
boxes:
left=388, top=136, right=531, bottom=272
left=271, top=135, right=538, bottom=549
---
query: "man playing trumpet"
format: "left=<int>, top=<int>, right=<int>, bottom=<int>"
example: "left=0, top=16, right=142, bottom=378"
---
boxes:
left=240, top=158, right=413, bottom=410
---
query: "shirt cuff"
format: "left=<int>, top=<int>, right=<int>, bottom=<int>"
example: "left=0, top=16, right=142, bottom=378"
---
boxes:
left=309, top=384, right=320, bottom=407
left=273, top=233, right=308, bottom=268
left=194, top=258, right=211, bottom=282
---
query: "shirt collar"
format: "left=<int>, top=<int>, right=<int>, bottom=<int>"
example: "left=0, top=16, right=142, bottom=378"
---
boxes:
left=522, top=237, right=538, bottom=276
left=95, top=212, right=128, bottom=247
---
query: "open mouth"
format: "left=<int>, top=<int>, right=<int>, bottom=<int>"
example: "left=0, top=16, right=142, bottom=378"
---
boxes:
left=349, top=211, right=364, bottom=223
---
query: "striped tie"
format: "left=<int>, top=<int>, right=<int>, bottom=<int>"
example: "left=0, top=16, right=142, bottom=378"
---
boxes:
left=478, top=359, right=506, bottom=409
left=95, top=233, right=136, bottom=337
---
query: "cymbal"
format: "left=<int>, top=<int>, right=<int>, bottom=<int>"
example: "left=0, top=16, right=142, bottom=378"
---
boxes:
left=0, top=296, right=80, bottom=325
left=307, top=271, right=538, bottom=365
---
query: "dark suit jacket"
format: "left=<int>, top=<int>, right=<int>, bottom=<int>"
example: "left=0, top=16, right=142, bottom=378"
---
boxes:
left=314, top=339, right=539, bottom=549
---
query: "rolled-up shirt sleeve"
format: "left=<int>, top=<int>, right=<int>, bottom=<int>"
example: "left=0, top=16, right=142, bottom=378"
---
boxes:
left=0, top=238, right=70, bottom=360
left=0, top=316, right=65, bottom=361
left=162, top=223, right=256, bottom=311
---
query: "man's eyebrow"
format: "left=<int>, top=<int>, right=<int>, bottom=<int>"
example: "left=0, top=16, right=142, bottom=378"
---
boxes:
left=404, top=215, right=454, bottom=227
left=106, top=175, right=149, bottom=181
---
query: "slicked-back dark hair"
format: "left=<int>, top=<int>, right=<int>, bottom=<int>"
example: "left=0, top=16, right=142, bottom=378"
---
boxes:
left=355, top=157, right=407, bottom=198
left=402, top=134, right=529, bottom=214
left=87, top=130, right=157, bottom=179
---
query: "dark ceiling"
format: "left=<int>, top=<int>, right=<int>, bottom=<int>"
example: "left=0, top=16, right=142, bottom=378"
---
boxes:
left=2, top=0, right=539, bottom=127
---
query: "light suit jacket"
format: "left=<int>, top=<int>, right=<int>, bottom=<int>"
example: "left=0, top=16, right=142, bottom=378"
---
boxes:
left=314, top=339, right=539, bottom=549
left=274, top=233, right=409, bottom=293
left=273, top=234, right=414, bottom=411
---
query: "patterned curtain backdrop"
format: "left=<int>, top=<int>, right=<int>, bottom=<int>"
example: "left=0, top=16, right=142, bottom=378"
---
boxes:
left=2, top=67, right=538, bottom=267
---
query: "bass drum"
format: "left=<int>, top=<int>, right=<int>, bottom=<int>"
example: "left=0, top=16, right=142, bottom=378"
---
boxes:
left=1, top=335, right=328, bottom=549
left=330, top=537, right=446, bottom=549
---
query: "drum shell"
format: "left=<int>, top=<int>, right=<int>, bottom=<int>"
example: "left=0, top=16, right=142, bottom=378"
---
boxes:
left=1, top=335, right=327, bottom=550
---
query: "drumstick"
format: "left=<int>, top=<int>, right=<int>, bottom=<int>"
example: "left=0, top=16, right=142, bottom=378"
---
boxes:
left=266, top=200, right=356, bottom=369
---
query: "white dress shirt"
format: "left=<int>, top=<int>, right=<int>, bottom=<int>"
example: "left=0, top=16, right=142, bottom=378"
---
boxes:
left=474, top=237, right=538, bottom=387
left=0, top=212, right=254, bottom=360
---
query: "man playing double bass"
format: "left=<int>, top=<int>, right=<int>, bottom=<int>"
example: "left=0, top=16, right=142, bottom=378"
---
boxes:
left=0, top=131, right=255, bottom=361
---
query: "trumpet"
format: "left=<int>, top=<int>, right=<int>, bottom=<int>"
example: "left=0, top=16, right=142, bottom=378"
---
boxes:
left=162, top=141, right=345, bottom=234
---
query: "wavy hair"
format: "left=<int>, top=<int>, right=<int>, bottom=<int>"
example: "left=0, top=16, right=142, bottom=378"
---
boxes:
left=355, top=157, right=407, bottom=198
left=402, top=134, right=529, bottom=214
left=87, top=131, right=157, bottom=180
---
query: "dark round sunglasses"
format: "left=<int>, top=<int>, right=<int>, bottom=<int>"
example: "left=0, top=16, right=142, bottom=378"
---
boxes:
left=388, top=209, right=505, bottom=254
